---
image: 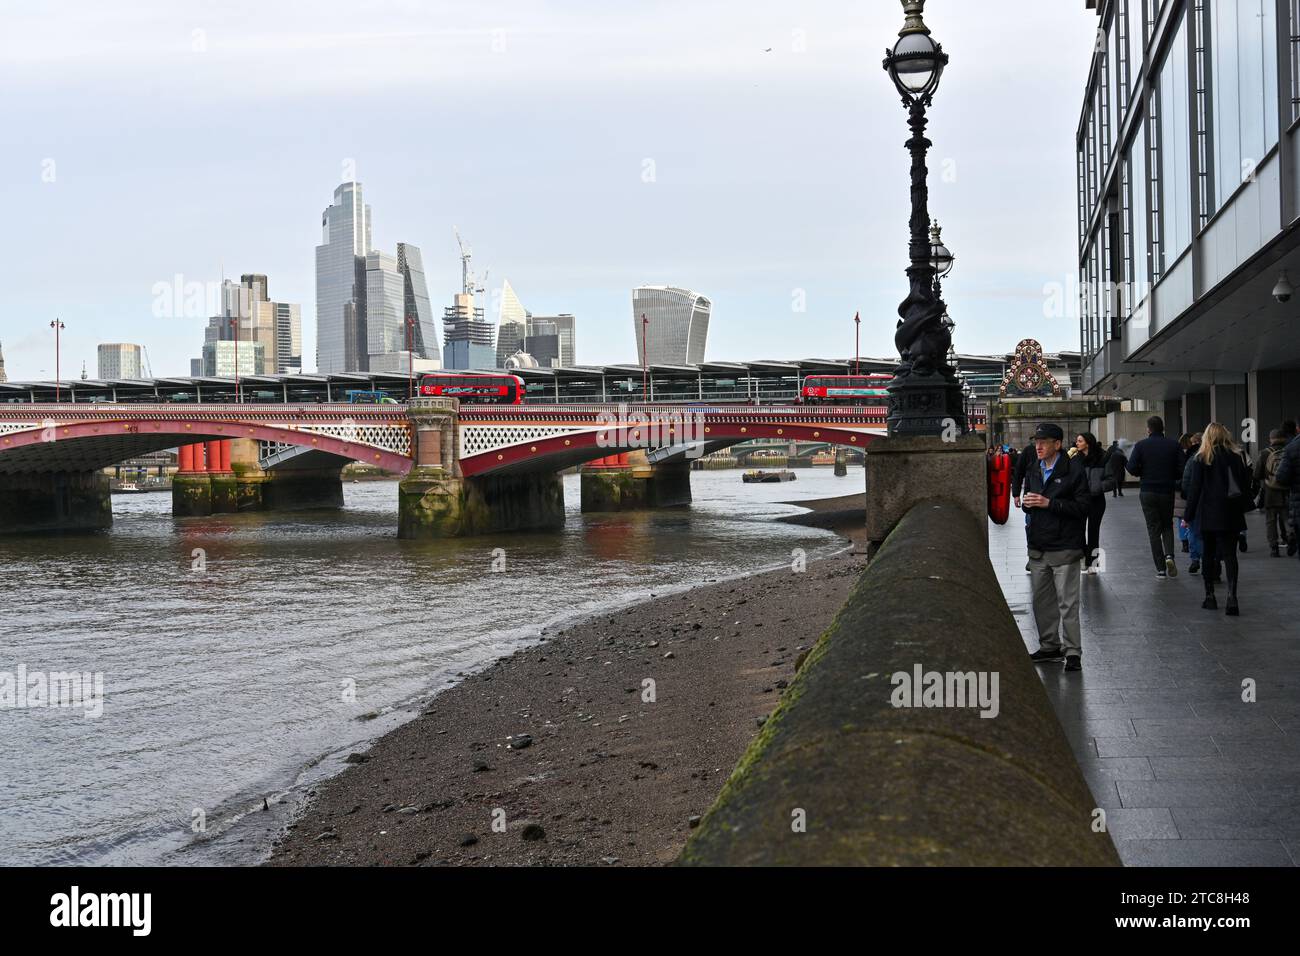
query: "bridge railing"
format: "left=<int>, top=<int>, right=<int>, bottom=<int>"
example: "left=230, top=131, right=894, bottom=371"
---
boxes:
left=678, top=499, right=1119, bottom=867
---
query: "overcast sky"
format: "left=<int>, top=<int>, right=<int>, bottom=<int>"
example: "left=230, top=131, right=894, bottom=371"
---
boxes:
left=0, top=0, right=1098, bottom=378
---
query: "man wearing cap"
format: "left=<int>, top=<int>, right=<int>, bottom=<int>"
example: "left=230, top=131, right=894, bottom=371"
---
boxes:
left=1023, top=423, right=1092, bottom=672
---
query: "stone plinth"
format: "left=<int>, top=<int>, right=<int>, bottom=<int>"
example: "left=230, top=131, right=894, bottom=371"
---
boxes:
left=0, top=471, right=112, bottom=534
left=580, top=452, right=692, bottom=512
left=398, top=467, right=565, bottom=538
left=864, top=434, right=988, bottom=556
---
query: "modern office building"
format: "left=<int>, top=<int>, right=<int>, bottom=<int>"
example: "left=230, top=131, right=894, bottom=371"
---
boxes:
left=97, top=343, right=144, bottom=379
left=201, top=339, right=264, bottom=377
left=365, top=251, right=405, bottom=360
left=632, top=286, right=710, bottom=365
left=530, top=313, right=576, bottom=366
left=495, top=279, right=529, bottom=367
left=315, top=182, right=372, bottom=373
left=397, top=243, right=439, bottom=364
left=1078, top=0, right=1300, bottom=449
left=443, top=291, right=496, bottom=369
left=195, top=274, right=300, bottom=376
left=524, top=318, right=561, bottom=368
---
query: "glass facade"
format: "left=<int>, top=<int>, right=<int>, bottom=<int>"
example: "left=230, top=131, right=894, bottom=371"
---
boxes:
left=315, top=182, right=372, bottom=373
left=365, top=251, right=405, bottom=359
left=397, top=243, right=438, bottom=361
left=1207, top=0, right=1279, bottom=215
left=632, top=287, right=711, bottom=366
left=1156, top=11, right=1192, bottom=272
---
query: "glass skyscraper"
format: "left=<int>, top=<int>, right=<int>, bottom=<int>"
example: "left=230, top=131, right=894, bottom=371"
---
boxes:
left=365, top=251, right=405, bottom=358
left=315, top=182, right=372, bottom=373
left=632, top=286, right=710, bottom=365
left=397, top=243, right=439, bottom=361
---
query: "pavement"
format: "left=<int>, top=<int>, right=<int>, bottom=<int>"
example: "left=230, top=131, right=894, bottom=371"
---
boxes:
left=990, top=490, right=1299, bottom=867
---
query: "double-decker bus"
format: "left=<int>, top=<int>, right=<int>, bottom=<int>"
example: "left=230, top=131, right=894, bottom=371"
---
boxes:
left=418, top=373, right=525, bottom=405
left=800, top=374, right=892, bottom=405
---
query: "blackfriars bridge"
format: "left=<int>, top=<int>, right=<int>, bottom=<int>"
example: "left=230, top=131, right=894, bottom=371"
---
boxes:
left=0, top=399, right=902, bottom=535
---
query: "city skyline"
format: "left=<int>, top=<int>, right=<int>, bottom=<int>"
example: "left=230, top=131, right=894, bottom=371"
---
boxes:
left=2, top=2, right=1097, bottom=380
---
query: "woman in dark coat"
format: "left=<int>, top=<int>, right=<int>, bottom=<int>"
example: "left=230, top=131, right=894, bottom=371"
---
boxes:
left=1184, top=423, right=1252, bottom=615
left=1073, top=432, right=1112, bottom=573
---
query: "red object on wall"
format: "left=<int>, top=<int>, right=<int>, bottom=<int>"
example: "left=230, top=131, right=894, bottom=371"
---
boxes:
left=179, top=444, right=194, bottom=473
left=988, top=450, right=1012, bottom=525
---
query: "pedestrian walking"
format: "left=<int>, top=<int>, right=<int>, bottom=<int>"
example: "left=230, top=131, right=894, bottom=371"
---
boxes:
left=1274, top=422, right=1300, bottom=561
left=1185, top=423, right=1252, bottom=615
left=1127, top=415, right=1184, bottom=579
left=1175, top=434, right=1193, bottom=554
left=1074, top=431, right=1113, bottom=573
left=1253, top=429, right=1293, bottom=557
left=1023, top=424, right=1092, bottom=673
left=1107, top=440, right=1128, bottom=497
left=1180, top=433, right=1205, bottom=574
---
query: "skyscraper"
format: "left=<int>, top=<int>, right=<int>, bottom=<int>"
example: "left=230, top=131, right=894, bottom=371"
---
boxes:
left=315, top=182, right=372, bottom=373
left=529, top=314, right=577, bottom=366
left=495, top=279, right=528, bottom=367
left=632, top=286, right=710, bottom=365
left=365, top=251, right=405, bottom=359
left=97, top=343, right=144, bottom=378
left=443, top=292, right=496, bottom=369
left=397, top=243, right=439, bottom=362
left=196, top=274, right=299, bottom=375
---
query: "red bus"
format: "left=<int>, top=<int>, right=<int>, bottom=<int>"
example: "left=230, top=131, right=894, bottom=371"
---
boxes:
left=800, top=374, right=892, bottom=404
left=418, top=373, right=525, bottom=404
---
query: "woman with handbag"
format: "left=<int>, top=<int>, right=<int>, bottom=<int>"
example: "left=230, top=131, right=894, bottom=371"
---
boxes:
left=1074, top=432, right=1114, bottom=574
left=1184, top=423, right=1252, bottom=616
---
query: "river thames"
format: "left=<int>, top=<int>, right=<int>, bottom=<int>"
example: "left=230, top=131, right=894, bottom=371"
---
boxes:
left=0, top=469, right=856, bottom=865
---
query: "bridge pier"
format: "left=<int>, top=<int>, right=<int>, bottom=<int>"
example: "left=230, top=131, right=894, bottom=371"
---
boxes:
left=398, top=469, right=565, bottom=537
left=580, top=452, right=692, bottom=512
left=0, top=471, right=112, bottom=534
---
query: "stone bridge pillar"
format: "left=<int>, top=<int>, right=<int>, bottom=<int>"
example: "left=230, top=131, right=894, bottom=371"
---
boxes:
left=398, top=398, right=564, bottom=538
left=580, top=449, right=692, bottom=512
left=0, top=471, right=112, bottom=534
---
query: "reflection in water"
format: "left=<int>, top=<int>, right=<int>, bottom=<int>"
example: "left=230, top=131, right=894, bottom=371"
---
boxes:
left=0, top=468, right=861, bottom=865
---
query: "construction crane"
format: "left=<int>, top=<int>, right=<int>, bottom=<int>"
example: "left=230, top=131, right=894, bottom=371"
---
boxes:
left=453, top=226, right=476, bottom=296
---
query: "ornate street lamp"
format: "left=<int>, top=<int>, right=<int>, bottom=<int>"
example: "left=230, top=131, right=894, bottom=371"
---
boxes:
left=882, top=0, right=966, bottom=436
left=929, top=220, right=954, bottom=293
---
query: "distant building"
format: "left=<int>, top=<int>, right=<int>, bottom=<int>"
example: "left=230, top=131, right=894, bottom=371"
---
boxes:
left=398, top=243, right=439, bottom=365
left=503, top=351, right=540, bottom=370
left=202, top=340, right=264, bottom=377
left=190, top=358, right=202, bottom=376
left=0, top=341, right=7, bottom=382
left=365, top=251, right=405, bottom=359
left=443, top=292, right=496, bottom=369
left=97, top=343, right=144, bottom=379
left=529, top=313, right=576, bottom=367
left=524, top=317, right=560, bottom=368
left=315, top=182, right=372, bottom=373
left=199, top=274, right=300, bottom=375
left=495, top=279, right=529, bottom=367
left=632, top=286, right=710, bottom=365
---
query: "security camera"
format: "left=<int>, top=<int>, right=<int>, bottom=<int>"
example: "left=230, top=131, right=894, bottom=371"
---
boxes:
left=1274, top=271, right=1293, bottom=303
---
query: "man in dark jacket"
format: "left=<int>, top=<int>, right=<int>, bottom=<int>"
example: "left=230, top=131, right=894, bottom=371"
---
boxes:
left=1275, top=427, right=1300, bottom=562
left=1108, top=440, right=1128, bottom=497
left=1023, top=423, right=1092, bottom=672
left=1127, top=415, right=1184, bottom=578
left=1254, top=430, right=1293, bottom=557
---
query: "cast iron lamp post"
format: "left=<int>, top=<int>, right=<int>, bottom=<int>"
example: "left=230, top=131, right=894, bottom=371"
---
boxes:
left=882, top=0, right=966, bottom=436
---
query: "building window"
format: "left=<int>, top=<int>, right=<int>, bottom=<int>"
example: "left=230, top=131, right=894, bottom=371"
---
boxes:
left=1110, top=10, right=1124, bottom=141
left=1130, top=118, right=1152, bottom=298
left=1195, top=0, right=1213, bottom=228
left=1207, top=0, right=1280, bottom=215
left=1290, top=0, right=1300, bottom=121
left=1127, top=0, right=1146, bottom=94
left=1156, top=10, right=1193, bottom=272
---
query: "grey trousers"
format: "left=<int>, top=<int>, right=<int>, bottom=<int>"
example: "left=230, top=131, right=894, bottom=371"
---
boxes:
left=1029, top=549, right=1084, bottom=657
